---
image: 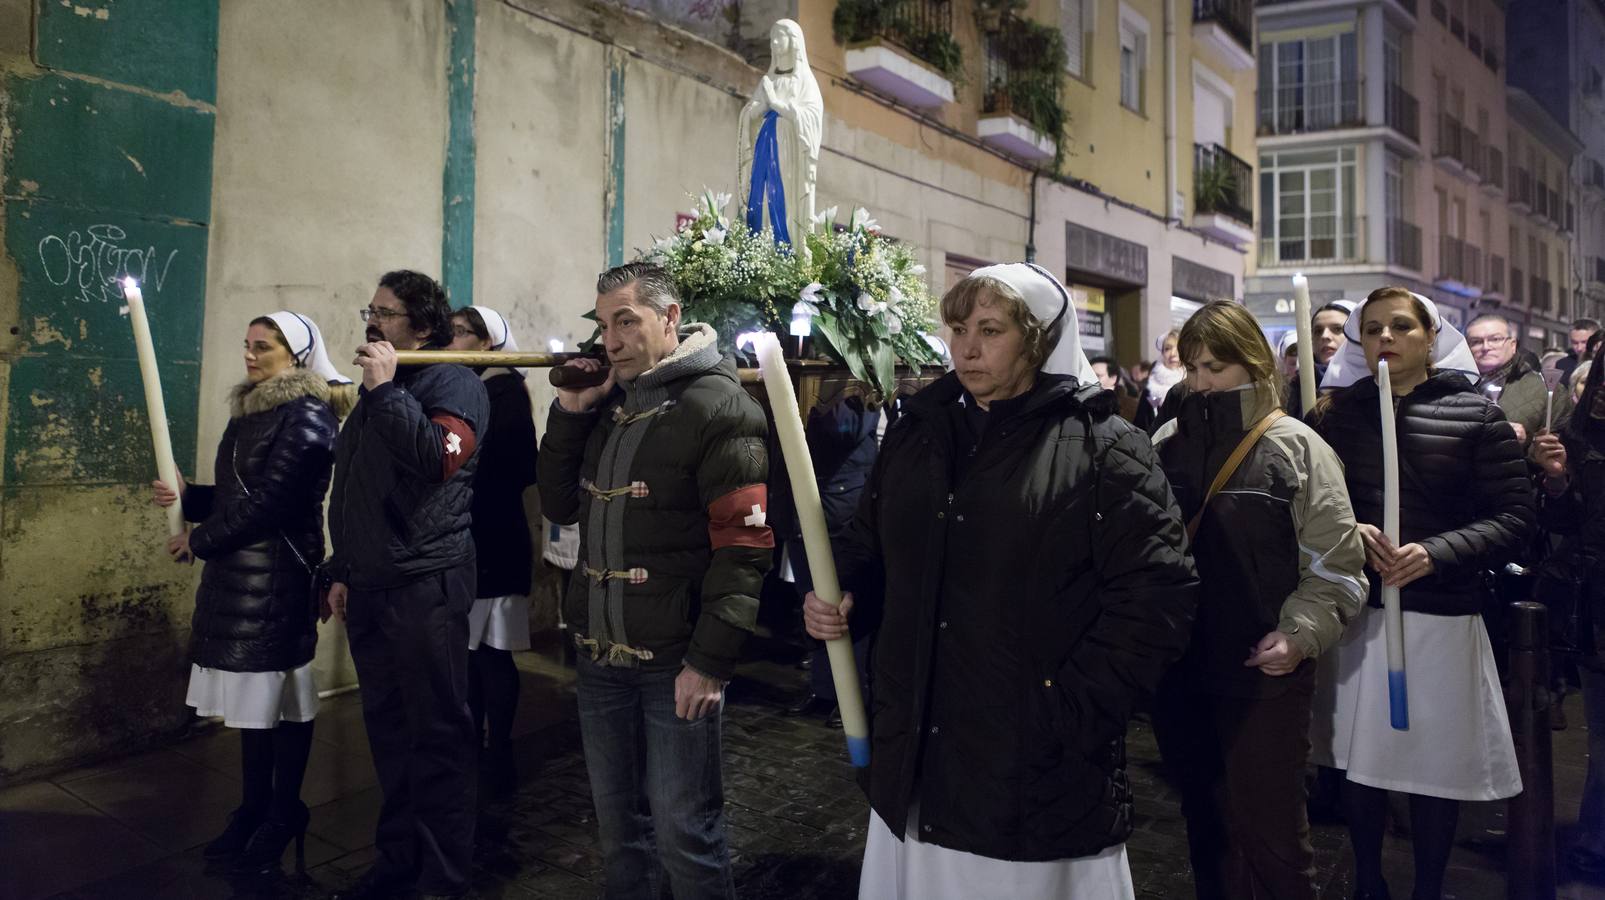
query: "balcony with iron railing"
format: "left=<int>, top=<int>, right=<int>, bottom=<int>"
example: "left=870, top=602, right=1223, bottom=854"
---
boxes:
left=1462, top=129, right=1484, bottom=180
left=1388, top=218, right=1423, bottom=271
left=1485, top=146, right=1505, bottom=192
left=1194, top=143, right=1253, bottom=226
left=1385, top=83, right=1420, bottom=144
left=839, top=0, right=959, bottom=109
left=1436, top=114, right=1463, bottom=164
left=1512, top=266, right=1526, bottom=305
left=976, top=29, right=1060, bottom=163
left=1438, top=235, right=1483, bottom=287
left=1533, top=275, right=1553, bottom=312
left=1510, top=165, right=1533, bottom=210
left=1193, top=0, right=1253, bottom=57
left=1258, top=80, right=1364, bottom=135
left=1259, top=216, right=1366, bottom=268
left=1490, top=254, right=1506, bottom=295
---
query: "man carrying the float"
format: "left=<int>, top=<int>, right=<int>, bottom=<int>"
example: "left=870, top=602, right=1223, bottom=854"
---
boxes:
left=540, top=261, right=773, bottom=899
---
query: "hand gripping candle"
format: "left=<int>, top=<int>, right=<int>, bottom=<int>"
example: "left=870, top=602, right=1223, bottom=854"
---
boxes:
left=125, top=278, right=184, bottom=537
left=1292, top=274, right=1317, bottom=415
left=750, top=333, right=871, bottom=767
left=1377, top=358, right=1409, bottom=730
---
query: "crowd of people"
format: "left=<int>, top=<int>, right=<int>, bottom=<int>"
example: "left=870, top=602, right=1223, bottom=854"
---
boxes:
left=147, top=258, right=1605, bottom=900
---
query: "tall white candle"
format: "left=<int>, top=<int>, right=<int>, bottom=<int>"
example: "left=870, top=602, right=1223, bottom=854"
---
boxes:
left=750, top=333, right=870, bottom=766
left=125, top=278, right=184, bottom=537
left=1292, top=274, right=1317, bottom=414
left=1377, top=359, right=1408, bottom=729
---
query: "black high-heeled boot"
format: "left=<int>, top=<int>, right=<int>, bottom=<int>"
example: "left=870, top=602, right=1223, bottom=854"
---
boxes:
left=231, top=802, right=309, bottom=875
left=204, top=806, right=267, bottom=859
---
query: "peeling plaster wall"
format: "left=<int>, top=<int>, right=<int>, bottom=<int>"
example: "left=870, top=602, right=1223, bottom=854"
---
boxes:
left=0, top=0, right=218, bottom=778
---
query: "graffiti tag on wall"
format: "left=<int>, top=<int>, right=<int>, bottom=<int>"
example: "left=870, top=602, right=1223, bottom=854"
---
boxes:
left=37, top=224, right=179, bottom=303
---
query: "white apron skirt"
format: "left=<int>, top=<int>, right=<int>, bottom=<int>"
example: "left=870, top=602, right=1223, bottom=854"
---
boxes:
left=186, top=662, right=319, bottom=729
left=859, top=804, right=1135, bottom=900
left=468, top=594, right=531, bottom=651
left=1311, top=604, right=1521, bottom=801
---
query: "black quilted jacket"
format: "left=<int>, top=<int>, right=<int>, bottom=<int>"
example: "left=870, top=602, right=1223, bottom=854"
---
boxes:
left=834, top=372, right=1200, bottom=862
left=183, top=370, right=339, bottom=672
left=1310, top=371, right=1535, bottom=615
left=328, top=363, right=489, bottom=590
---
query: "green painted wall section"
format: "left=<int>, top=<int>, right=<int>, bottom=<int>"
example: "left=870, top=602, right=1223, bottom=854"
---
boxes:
left=605, top=46, right=626, bottom=268
left=442, top=0, right=476, bottom=308
left=36, top=0, right=220, bottom=102
left=2, top=72, right=212, bottom=485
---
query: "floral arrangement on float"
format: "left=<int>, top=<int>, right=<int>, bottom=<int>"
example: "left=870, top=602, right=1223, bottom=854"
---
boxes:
left=642, top=189, right=941, bottom=399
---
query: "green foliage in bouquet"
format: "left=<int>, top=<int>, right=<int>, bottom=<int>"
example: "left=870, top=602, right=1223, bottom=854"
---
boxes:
left=642, top=192, right=941, bottom=400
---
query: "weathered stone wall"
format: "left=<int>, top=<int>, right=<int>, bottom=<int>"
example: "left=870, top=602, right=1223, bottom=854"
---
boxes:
left=0, top=0, right=219, bottom=777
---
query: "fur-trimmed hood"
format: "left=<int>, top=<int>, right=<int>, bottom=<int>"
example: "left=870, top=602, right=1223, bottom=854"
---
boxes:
left=230, top=369, right=357, bottom=419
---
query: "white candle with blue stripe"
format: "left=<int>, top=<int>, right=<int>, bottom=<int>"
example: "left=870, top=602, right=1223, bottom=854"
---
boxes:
left=1377, top=358, right=1409, bottom=730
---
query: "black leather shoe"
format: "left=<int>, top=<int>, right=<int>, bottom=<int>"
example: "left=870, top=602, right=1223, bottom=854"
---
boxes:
left=231, top=803, right=309, bottom=875
left=204, top=806, right=266, bottom=859
left=785, top=694, right=832, bottom=718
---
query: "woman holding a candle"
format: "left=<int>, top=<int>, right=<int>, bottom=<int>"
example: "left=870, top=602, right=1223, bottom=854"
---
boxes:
left=447, top=305, right=540, bottom=792
left=1309, top=287, right=1530, bottom=900
left=152, top=311, right=352, bottom=874
left=1150, top=301, right=1366, bottom=900
left=803, top=263, right=1200, bottom=899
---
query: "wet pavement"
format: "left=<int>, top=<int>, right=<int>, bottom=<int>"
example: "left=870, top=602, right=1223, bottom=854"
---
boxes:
left=2, top=632, right=1603, bottom=899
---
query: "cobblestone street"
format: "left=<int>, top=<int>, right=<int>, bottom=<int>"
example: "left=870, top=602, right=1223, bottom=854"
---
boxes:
left=2, top=636, right=1601, bottom=899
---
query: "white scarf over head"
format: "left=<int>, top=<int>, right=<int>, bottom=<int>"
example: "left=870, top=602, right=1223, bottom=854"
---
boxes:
left=469, top=305, right=519, bottom=351
left=1320, top=291, right=1477, bottom=390
left=266, top=311, right=350, bottom=384
left=967, top=263, right=1099, bottom=385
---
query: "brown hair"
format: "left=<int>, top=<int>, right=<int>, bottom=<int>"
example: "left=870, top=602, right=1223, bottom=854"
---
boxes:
left=939, top=275, right=1050, bottom=368
left=1176, top=301, right=1282, bottom=400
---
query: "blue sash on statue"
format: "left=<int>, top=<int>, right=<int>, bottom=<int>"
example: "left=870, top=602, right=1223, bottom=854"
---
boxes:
left=746, top=110, right=791, bottom=247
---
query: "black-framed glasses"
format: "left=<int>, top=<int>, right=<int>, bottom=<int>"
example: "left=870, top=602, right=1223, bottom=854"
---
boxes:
left=359, top=307, right=408, bottom=323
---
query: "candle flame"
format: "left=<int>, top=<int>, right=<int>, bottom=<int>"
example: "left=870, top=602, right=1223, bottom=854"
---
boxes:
left=548, top=338, right=564, bottom=353
left=122, top=276, right=140, bottom=290
left=736, top=332, right=766, bottom=350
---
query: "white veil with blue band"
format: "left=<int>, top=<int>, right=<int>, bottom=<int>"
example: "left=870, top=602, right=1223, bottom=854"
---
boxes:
left=266, top=311, right=350, bottom=384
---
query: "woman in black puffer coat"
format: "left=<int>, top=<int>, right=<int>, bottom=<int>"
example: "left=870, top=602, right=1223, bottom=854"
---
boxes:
left=1309, top=287, right=1532, bottom=900
left=804, top=264, right=1198, bottom=899
left=154, top=311, right=350, bottom=874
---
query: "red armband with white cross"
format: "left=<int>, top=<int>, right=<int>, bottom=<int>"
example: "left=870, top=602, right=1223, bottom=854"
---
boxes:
left=708, top=485, right=775, bottom=550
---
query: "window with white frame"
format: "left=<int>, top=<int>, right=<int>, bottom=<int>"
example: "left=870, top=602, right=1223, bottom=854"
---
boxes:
left=1257, top=30, right=1360, bottom=134
left=1061, top=0, right=1092, bottom=80
left=1258, top=147, right=1360, bottom=265
left=1119, top=6, right=1149, bottom=114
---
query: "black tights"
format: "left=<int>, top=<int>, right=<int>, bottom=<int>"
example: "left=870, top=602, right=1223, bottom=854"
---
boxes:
left=468, top=647, right=520, bottom=750
left=239, top=720, right=315, bottom=822
left=1341, top=778, right=1460, bottom=900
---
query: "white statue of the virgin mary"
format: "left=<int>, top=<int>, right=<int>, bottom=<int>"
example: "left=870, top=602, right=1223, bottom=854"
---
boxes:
left=737, top=19, right=823, bottom=261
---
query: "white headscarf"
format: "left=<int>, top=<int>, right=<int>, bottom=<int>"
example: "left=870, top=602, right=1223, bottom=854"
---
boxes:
left=1320, top=291, right=1477, bottom=390
left=266, top=311, right=350, bottom=384
left=1276, top=330, right=1298, bottom=360
left=468, top=305, right=519, bottom=351
left=967, top=262, right=1100, bottom=385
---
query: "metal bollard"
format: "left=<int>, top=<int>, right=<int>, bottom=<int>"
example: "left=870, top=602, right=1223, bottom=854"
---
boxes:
left=1507, top=600, right=1555, bottom=900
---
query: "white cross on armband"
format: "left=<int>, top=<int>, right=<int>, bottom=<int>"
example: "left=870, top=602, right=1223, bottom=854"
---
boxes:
left=743, top=504, right=766, bottom=528
left=445, top=433, right=462, bottom=456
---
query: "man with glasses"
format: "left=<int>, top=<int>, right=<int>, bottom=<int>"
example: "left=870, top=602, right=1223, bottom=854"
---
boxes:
left=1466, top=313, right=1568, bottom=446
left=327, top=270, right=489, bottom=900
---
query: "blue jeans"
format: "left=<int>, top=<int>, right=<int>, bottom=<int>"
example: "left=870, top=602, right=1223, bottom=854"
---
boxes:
left=576, top=655, right=735, bottom=900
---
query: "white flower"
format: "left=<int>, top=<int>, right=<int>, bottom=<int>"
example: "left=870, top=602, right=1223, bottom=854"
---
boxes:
left=800, top=281, right=824, bottom=304
left=850, top=208, right=879, bottom=232
left=888, top=285, right=905, bottom=307
left=703, top=226, right=727, bottom=246
left=857, top=291, right=887, bottom=315
left=886, top=311, right=903, bottom=335
left=813, top=206, right=839, bottom=226
left=911, top=264, right=927, bottom=276
left=714, top=191, right=732, bottom=211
